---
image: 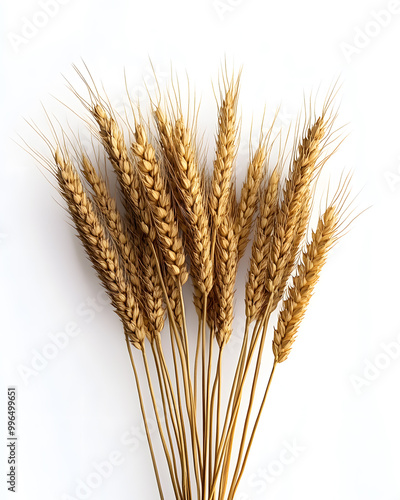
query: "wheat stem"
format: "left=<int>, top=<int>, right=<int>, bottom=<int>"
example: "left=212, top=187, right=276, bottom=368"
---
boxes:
left=206, top=324, right=214, bottom=494
left=210, top=311, right=268, bottom=498
left=209, top=319, right=254, bottom=500
left=124, top=336, right=164, bottom=500
left=167, top=322, right=190, bottom=496
left=150, top=241, right=203, bottom=496
left=227, top=361, right=277, bottom=500
left=141, top=346, right=182, bottom=499
left=178, top=284, right=202, bottom=498
left=150, top=341, right=183, bottom=486
left=201, top=292, right=208, bottom=500
left=194, top=320, right=201, bottom=413
left=225, top=310, right=272, bottom=497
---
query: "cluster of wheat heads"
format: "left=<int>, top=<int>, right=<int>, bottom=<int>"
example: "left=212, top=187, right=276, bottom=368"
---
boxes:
left=32, top=69, right=355, bottom=500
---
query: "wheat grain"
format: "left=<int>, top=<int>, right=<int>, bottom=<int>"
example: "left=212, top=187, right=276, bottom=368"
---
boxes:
left=165, top=271, right=183, bottom=330
left=141, top=239, right=166, bottom=338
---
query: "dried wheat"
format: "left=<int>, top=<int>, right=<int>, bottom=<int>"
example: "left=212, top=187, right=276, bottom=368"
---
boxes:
left=210, top=79, right=239, bottom=229
left=54, top=148, right=147, bottom=349
left=91, top=104, right=155, bottom=240
left=236, top=143, right=267, bottom=260
left=245, top=168, right=280, bottom=321
left=273, top=205, right=338, bottom=362
left=265, top=117, right=326, bottom=310
left=132, top=122, right=188, bottom=285
left=215, top=213, right=239, bottom=347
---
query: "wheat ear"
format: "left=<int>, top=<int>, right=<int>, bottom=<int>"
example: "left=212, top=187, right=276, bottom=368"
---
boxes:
left=173, top=117, right=213, bottom=301
left=155, top=109, right=212, bottom=299
left=154, top=107, right=176, bottom=172
left=81, top=155, right=141, bottom=290
left=273, top=205, right=338, bottom=362
left=236, top=142, right=268, bottom=260
left=91, top=104, right=155, bottom=240
left=215, top=212, right=239, bottom=347
left=245, top=167, right=280, bottom=322
left=80, top=155, right=167, bottom=338
left=265, top=116, right=326, bottom=310
left=131, top=118, right=185, bottom=327
left=132, top=122, right=188, bottom=285
left=54, top=148, right=147, bottom=348
left=206, top=75, right=239, bottom=338
left=140, top=242, right=166, bottom=338
left=210, top=77, right=240, bottom=229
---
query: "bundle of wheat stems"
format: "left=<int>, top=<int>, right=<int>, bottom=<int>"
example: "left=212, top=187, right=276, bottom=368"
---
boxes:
left=30, top=67, right=355, bottom=500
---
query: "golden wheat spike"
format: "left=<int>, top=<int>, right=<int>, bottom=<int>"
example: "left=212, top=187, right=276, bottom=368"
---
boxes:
left=54, top=148, right=147, bottom=349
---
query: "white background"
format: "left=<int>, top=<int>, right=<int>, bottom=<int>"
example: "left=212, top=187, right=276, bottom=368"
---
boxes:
left=1, top=0, right=400, bottom=499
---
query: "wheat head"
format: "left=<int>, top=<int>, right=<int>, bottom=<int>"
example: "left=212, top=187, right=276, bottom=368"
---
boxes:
left=210, top=78, right=239, bottom=229
left=236, top=143, right=268, bottom=261
left=265, top=116, right=326, bottom=310
left=215, top=212, right=239, bottom=347
left=91, top=104, right=155, bottom=240
left=172, top=117, right=213, bottom=293
left=54, top=148, right=147, bottom=349
left=245, top=168, right=280, bottom=322
left=132, top=122, right=188, bottom=285
left=272, top=205, right=338, bottom=362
